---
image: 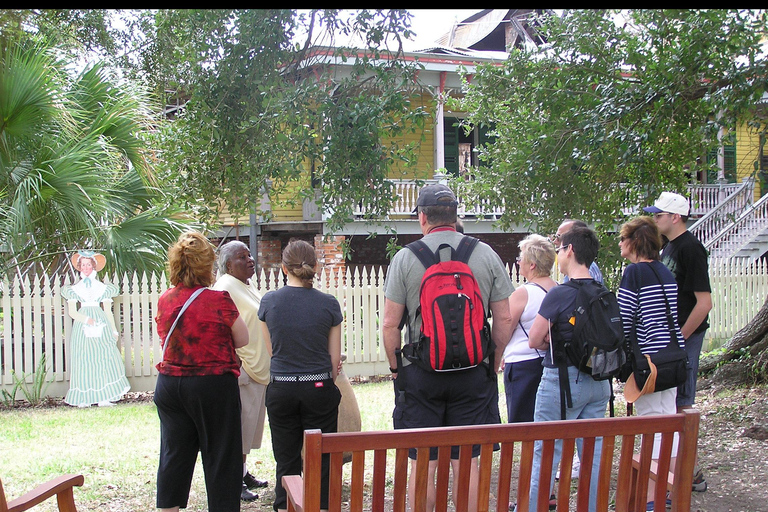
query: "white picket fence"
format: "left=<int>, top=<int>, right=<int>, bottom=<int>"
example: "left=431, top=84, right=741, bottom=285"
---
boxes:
left=1, top=258, right=766, bottom=398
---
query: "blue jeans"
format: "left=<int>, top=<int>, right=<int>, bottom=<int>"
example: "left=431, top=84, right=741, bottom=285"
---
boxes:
left=677, top=330, right=705, bottom=407
left=519, top=366, right=610, bottom=512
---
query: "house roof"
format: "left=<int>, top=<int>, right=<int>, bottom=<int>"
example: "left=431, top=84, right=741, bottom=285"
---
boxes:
left=432, top=9, right=554, bottom=52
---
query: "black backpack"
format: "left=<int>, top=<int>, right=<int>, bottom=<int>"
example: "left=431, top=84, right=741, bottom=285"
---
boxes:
left=553, top=279, right=626, bottom=419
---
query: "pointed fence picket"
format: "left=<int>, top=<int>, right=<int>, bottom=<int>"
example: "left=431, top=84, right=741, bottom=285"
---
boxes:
left=0, top=260, right=765, bottom=398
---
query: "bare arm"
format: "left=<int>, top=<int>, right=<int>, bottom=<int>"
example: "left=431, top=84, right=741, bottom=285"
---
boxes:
left=258, top=318, right=272, bottom=356
left=681, top=291, right=712, bottom=340
left=507, top=286, right=528, bottom=334
left=231, top=315, right=249, bottom=348
left=528, top=314, right=551, bottom=351
left=382, top=298, right=406, bottom=375
left=328, top=324, right=342, bottom=380
left=490, top=297, right=514, bottom=373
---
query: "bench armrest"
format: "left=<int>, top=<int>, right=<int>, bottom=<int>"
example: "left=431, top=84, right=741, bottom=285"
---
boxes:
left=283, top=475, right=304, bottom=512
left=6, top=474, right=84, bottom=512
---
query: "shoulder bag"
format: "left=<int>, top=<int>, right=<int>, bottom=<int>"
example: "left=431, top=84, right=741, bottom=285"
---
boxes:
left=629, top=263, right=689, bottom=393
left=162, top=287, right=206, bottom=359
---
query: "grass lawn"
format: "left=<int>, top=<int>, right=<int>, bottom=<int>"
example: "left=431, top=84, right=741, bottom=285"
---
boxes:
left=0, top=377, right=398, bottom=511
left=1, top=373, right=625, bottom=511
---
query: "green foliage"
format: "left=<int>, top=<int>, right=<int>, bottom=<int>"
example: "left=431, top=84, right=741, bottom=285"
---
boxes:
left=146, top=9, right=429, bottom=232
left=0, top=36, right=193, bottom=276
left=457, top=9, right=768, bottom=246
left=1, top=353, right=51, bottom=406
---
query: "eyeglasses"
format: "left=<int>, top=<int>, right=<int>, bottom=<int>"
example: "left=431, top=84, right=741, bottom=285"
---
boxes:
left=653, top=212, right=672, bottom=219
left=555, top=244, right=570, bottom=253
left=550, top=233, right=562, bottom=242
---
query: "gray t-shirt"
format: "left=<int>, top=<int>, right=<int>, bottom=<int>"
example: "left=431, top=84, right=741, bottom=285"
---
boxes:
left=384, top=230, right=514, bottom=343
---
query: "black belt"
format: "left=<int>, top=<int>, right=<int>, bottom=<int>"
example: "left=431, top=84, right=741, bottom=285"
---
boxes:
left=270, top=372, right=332, bottom=382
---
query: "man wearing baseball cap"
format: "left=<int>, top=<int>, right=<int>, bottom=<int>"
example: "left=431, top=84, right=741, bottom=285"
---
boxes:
left=644, top=191, right=711, bottom=492
left=384, top=183, right=514, bottom=511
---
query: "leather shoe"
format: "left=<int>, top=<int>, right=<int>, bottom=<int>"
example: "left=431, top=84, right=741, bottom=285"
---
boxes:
left=241, top=483, right=258, bottom=501
left=244, top=472, right=268, bottom=489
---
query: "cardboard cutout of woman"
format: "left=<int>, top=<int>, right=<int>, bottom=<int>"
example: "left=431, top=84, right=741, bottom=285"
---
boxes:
left=62, top=251, right=130, bottom=407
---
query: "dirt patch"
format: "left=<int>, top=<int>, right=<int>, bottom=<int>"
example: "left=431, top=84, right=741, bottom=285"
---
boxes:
left=688, top=380, right=768, bottom=512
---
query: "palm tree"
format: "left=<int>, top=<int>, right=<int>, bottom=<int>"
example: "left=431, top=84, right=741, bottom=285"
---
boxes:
left=0, top=38, right=193, bottom=278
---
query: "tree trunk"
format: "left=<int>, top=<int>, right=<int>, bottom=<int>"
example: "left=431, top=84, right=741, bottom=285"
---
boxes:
left=699, top=296, right=768, bottom=374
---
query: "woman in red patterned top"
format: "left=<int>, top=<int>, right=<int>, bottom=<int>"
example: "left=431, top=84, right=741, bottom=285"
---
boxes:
left=154, top=231, right=249, bottom=512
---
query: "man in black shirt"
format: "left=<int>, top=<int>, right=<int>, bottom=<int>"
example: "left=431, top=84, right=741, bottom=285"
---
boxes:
left=644, top=191, right=712, bottom=492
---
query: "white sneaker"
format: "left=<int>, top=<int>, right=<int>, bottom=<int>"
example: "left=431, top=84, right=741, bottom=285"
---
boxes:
left=556, top=456, right=580, bottom=480
left=571, top=458, right=580, bottom=480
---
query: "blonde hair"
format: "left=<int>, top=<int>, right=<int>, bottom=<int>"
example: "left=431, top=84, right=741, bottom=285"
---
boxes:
left=282, top=239, right=317, bottom=289
left=519, top=234, right=556, bottom=278
left=167, top=232, right=216, bottom=287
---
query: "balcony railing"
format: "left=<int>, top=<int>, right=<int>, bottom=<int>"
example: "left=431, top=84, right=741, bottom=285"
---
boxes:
left=350, top=178, right=749, bottom=221
left=352, top=178, right=505, bottom=218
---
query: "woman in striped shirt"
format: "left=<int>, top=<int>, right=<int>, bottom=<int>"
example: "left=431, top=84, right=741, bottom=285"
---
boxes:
left=617, top=216, right=685, bottom=510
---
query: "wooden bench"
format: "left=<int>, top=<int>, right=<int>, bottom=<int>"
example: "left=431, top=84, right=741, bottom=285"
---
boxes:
left=284, top=410, right=699, bottom=512
left=0, top=474, right=84, bottom=512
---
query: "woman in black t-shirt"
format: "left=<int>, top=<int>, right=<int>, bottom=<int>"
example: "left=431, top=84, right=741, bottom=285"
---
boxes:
left=258, top=239, right=342, bottom=512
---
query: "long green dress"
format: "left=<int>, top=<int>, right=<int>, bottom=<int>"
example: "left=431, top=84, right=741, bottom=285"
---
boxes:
left=62, top=275, right=130, bottom=406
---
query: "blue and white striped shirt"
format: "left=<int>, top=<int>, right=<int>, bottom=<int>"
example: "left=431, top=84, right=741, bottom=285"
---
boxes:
left=618, top=261, right=685, bottom=355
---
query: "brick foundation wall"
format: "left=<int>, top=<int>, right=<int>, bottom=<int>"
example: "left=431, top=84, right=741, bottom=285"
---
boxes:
left=347, top=232, right=527, bottom=270
left=256, top=238, right=282, bottom=273
left=314, top=234, right=346, bottom=274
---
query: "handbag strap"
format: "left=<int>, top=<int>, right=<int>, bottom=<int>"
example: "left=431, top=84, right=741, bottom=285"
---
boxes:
left=630, top=262, right=682, bottom=364
left=162, top=287, right=206, bottom=358
left=644, top=262, right=682, bottom=350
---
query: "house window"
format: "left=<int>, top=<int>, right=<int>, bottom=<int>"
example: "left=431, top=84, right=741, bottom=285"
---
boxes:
left=443, top=117, right=494, bottom=176
left=707, top=134, right=737, bottom=183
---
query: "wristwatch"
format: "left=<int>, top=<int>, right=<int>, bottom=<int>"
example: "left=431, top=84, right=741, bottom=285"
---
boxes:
left=390, top=367, right=398, bottom=373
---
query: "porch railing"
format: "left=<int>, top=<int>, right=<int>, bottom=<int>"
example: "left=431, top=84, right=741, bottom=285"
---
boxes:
left=351, top=178, right=748, bottom=221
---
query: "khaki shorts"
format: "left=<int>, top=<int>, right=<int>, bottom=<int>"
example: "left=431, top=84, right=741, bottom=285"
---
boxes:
left=238, top=369, right=267, bottom=454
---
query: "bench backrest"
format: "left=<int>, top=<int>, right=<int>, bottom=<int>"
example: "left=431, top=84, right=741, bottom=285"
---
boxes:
left=295, top=410, right=699, bottom=512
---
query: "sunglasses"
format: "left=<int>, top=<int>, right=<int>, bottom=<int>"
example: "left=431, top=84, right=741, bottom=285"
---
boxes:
left=555, top=244, right=570, bottom=253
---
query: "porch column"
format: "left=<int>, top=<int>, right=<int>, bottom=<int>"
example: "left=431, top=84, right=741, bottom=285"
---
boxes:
left=435, top=71, right=447, bottom=171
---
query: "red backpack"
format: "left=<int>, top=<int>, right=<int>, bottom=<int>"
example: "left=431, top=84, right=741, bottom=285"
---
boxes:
left=401, top=236, right=493, bottom=372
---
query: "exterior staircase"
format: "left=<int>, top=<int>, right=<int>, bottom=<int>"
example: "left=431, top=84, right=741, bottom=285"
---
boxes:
left=690, top=178, right=768, bottom=260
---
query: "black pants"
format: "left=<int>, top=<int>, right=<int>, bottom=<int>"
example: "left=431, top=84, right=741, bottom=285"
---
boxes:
left=266, top=378, right=341, bottom=511
left=154, top=373, right=242, bottom=512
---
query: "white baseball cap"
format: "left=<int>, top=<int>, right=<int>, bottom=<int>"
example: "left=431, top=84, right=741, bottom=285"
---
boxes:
left=643, top=192, right=690, bottom=216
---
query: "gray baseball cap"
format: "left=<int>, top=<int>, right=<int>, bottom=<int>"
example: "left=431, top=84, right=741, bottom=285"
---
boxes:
left=414, top=184, right=458, bottom=212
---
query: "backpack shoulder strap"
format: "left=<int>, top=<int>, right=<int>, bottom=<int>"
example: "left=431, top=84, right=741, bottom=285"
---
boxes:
left=406, top=240, right=438, bottom=270
left=455, top=235, right=480, bottom=264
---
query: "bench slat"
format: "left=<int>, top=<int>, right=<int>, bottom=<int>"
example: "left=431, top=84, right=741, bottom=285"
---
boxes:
left=435, top=447, right=450, bottom=512
left=371, top=449, right=387, bottom=512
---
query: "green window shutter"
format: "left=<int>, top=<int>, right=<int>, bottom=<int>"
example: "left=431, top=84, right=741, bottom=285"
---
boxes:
left=444, top=117, right=460, bottom=176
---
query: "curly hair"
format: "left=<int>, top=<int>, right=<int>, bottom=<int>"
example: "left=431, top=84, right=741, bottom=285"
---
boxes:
left=282, top=239, right=317, bottom=289
left=167, top=232, right=216, bottom=287
left=519, top=234, right=556, bottom=278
